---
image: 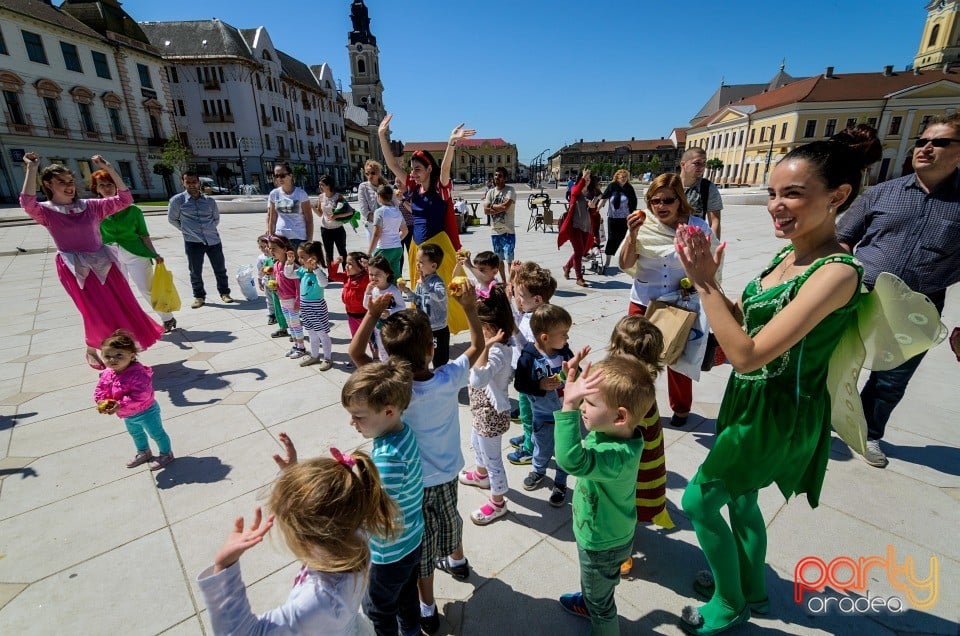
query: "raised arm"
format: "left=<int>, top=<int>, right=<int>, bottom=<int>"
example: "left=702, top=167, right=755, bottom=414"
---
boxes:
left=440, top=123, right=476, bottom=188
left=377, top=114, right=407, bottom=181
left=21, top=152, right=40, bottom=194
left=618, top=210, right=645, bottom=270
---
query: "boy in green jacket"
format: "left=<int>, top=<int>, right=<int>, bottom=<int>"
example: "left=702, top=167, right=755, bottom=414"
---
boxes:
left=554, top=349, right=656, bottom=635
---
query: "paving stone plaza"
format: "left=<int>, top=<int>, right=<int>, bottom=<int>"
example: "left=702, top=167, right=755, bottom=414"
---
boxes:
left=0, top=189, right=956, bottom=635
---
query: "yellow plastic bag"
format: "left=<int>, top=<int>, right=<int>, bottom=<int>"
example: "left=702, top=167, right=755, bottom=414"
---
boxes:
left=150, top=262, right=181, bottom=313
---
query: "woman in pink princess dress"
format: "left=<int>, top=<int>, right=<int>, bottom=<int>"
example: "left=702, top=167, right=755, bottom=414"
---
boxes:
left=19, top=152, right=163, bottom=369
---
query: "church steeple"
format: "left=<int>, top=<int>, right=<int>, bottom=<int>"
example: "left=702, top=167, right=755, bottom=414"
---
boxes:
left=349, top=0, right=377, bottom=46
left=914, top=1, right=960, bottom=70
left=347, top=0, right=385, bottom=125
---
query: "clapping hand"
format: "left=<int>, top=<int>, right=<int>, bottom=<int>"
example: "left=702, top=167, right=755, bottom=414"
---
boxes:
left=562, top=346, right=601, bottom=409
left=674, top=223, right=725, bottom=288
left=212, top=507, right=275, bottom=574
left=272, top=432, right=298, bottom=470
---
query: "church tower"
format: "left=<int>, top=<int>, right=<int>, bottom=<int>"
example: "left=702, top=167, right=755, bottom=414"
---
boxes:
left=914, top=0, right=960, bottom=70
left=347, top=1, right=385, bottom=125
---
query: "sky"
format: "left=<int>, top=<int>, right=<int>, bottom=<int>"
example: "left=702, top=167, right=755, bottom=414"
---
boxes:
left=131, top=0, right=930, bottom=164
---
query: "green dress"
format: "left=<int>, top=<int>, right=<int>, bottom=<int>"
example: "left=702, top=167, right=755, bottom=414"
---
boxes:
left=699, top=246, right=862, bottom=507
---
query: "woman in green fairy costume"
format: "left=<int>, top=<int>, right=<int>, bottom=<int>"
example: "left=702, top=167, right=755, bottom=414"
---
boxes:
left=672, top=126, right=881, bottom=635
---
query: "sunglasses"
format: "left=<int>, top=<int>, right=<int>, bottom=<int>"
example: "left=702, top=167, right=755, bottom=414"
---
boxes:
left=650, top=197, right=677, bottom=206
left=913, top=137, right=960, bottom=148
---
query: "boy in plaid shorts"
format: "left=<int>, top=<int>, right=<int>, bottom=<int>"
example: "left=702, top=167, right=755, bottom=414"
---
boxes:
left=349, top=282, right=485, bottom=635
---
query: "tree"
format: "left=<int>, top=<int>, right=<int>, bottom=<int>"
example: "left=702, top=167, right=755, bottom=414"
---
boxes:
left=157, top=138, right=192, bottom=178
left=706, top=157, right=724, bottom=180
left=153, top=162, right=175, bottom=198
left=292, top=164, right=308, bottom=188
left=648, top=155, right=662, bottom=176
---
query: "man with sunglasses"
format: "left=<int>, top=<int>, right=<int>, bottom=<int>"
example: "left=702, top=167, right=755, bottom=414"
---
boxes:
left=837, top=113, right=960, bottom=468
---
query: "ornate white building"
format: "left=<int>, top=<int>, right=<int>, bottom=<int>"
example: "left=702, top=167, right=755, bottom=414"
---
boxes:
left=0, top=0, right=176, bottom=201
left=139, top=19, right=350, bottom=191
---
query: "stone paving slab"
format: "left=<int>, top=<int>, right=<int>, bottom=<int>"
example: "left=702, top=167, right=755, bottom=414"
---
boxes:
left=0, top=192, right=956, bottom=635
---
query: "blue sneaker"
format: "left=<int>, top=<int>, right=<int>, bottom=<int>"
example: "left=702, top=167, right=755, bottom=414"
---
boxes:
left=509, top=434, right=524, bottom=449
left=559, top=592, right=589, bottom=619
left=510, top=407, right=521, bottom=422
left=507, top=448, right=533, bottom=465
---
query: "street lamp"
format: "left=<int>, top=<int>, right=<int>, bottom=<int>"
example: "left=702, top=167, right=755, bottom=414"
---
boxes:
left=237, top=136, right=251, bottom=189
left=762, top=124, right=776, bottom=185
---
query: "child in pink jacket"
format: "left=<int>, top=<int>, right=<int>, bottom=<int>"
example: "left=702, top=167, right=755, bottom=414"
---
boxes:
left=94, top=330, right=173, bottom=471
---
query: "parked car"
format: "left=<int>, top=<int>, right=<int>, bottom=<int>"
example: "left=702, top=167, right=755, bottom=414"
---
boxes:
left=199, top=177, right=229, bottom=194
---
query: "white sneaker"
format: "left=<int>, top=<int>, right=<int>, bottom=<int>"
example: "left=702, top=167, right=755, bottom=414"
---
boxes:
left=862, top=440, right=888, bottom=468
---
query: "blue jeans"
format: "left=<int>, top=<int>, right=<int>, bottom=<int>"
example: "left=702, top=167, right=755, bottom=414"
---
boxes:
left=183, top=240, right=229, bottom=299
left=529, top=393, right=567, bottom=488
left=363, top=544, right=421, bottom=636
left=861, top=289, right=944, bottom=441
left=578, top=538, right=634, bottom=635
left=124, top=402, right=171, bottom=454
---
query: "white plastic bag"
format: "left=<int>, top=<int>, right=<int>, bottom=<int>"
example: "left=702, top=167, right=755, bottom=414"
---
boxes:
left=236, top=264, right=259, bottom=301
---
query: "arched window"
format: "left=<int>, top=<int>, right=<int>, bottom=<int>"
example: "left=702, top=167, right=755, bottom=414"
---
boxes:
left=358, top=59, right=366, bottom=74
left=928, top=24, right=940, bottom=48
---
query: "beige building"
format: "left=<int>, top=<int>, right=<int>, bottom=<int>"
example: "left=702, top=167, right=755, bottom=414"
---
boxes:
left=914, top=0, right=960, bottom=70
left=685, top=67, right=960, bottom=186
left=547, top=134, right=686, bottom=182
left=345, top=117, right=371, bottom=184
left=402, top=138, right=518, bottom=183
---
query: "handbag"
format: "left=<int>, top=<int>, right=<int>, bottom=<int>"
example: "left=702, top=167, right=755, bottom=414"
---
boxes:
left=150, top=262, right=181, bottom=313
left=700, top=333, right=728, bottom=371
left=646, top=300, right=697, bottom=365
left=332, top=197, right=355, bottom=221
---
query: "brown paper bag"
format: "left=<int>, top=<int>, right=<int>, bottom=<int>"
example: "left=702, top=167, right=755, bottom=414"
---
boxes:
left=646, top=301, right=697, bottom=365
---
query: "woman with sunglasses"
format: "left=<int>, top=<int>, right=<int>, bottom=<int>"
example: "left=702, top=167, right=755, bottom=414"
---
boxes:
left=558, top=168, right=602, bottom=286
left=377, top=113, right=475, bottom=332
left=267, top=162, right=313, bottom=252
left=358, top=160, right=388, bottom=242
left=619, top=173, right=717, bottom=426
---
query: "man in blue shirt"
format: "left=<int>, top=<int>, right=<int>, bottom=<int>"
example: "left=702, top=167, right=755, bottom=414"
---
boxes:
left=837, top=113, right=960, bottom=468
left=168, top=171, right=233, bottom=308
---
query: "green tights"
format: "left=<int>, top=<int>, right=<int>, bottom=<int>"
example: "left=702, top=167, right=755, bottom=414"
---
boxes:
left=681, top=473, right=767, bottom=628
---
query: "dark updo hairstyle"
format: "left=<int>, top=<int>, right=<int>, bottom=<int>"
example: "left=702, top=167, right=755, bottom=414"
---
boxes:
left=318, top=174, right=335, bottom=192
left=366, top=253, right=396, bottom=284
left=298, top=240, right=327, bottom=268
left=476, top=285, right=516, bottom=337
left=781, top=124, right=882, bottom=213
left=100, top=329, right=138, bottom=354
left=410, top=149, right=441, bottom=194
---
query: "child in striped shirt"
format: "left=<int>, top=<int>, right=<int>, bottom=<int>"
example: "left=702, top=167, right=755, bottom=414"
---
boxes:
left=341, top=359, right=424, bottom=636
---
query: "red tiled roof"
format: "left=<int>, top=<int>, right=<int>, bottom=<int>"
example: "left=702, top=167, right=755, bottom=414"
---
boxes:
left=690, top=70, right=960, bottom=131
left=671, top=128, right=689, bottom=143
left=563, top=138, right=676, bottom=153
left=403, top=138, right=514, bottom=152
left=402, top=142, right=448, bottom=153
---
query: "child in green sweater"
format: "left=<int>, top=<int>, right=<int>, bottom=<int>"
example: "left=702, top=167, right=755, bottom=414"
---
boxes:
left=554, top=349, right=656, bottom=635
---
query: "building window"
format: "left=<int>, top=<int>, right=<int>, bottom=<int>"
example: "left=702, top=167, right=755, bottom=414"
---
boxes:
left=845, top=117, right=857, bottom=130
left=759, top=127, right=767, bottom=143
left=108, top=107, right=123, bottom=136
left=738, top=130, right=744, bottom=145
left=749, top=128, right=756, bottom=144
left=358, top=58, right=366, bottom=74
left=43, top=97, right=63, bottom=129
left=117, top=161, right=135, bottom=189
left=209, top=131, right=216, bottom=148
left=803, top=119, right=817, bottom=138
left=867, top=117, right=877, bottom=128
left=60, top=42, right=82, bottom=72
left=230, top=131, right=236, bottom=148
left=264, top=134, right=271, bottom=150
left=22, top=31, right=47, bottom=64
left=780, top=122, right=788, bottom=140
left=168, top=66, right=179, bottom=83
left=824, top=119, right=837, bottom=137
left=928, top=24, right=940, bottom=48
left=0, top=29, right=7, bottom=55
left=918, top=115, right=933, bottom=134
left=137, top=64, right=153, bottom=88
left=889, top=116, right=902, bottom=135
left=255, top=74, right=262, bottom=90
left=78, top=102, right=95, bottom=132
left=3, top=90, right=26, bottom=125
left=176, top=99, right=185, bottom=116
left=92, top=51, right=110, bottom=78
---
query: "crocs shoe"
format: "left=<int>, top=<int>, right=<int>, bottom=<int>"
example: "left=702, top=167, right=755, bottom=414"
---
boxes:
left=620, top=556, right=634, bottom=577
left=458, top=469, right=490, bottom=489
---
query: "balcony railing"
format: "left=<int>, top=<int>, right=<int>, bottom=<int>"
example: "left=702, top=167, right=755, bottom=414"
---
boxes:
left=112, top=132, right=127, bottom=142
left=202, top=113, right=235, bottom=123
left=82, top=129, right=101, bottom=140
left=10, top=122, right=33, bottom=134
left=52, top=127, right=70, bottom=138
left=203, top=80, right=221, bottom=90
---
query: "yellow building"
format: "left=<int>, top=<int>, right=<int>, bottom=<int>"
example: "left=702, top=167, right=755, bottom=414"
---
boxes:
left=345, top=118, right=371, bottom=184
left=402, top=138, right=518, bottom=183
left=685, top=67, right=960, bottom=186
left=914, top=0, right=960, bottom=70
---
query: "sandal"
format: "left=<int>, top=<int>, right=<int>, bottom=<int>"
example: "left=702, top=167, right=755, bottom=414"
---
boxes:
left=562, top=265, right=571, bottom=280
left=126, top=450, right=153, bottom=468
left=693, top=570, right=770, bottom=615
left=458, top=469, right=490, bottom=489
left=470, top=499, right=507, bottom=525
left=679, top=604, right=750, bottom=636
left=575, top=279, right=588, bottom=287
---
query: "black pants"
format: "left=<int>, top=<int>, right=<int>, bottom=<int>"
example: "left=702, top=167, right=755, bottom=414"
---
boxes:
left=363, top=544, right=421, bottom=636
left=320, top=226, right=347, bottom=265
left=183, top=240, right=229, bottom=298
left=606, top=217, right=628, bottom=256
left=432, top=326, right=450, bottom=369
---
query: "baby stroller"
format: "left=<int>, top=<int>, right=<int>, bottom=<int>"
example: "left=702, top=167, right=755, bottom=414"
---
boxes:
left=582, top=216, right=606, bottom=276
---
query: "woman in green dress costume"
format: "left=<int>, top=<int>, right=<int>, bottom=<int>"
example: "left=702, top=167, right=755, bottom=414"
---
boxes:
left=672, top=127, right=882, bottom=635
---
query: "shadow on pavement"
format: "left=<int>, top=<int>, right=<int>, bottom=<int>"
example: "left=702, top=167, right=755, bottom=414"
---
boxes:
left=886, top=442, right=960, bottom=475
left=0, top=466, right=38, bottom=479
left=154, top=455, right=232, bottom=489
left=152, top=361, right=267, bottom=406
left=0, top=411, right=37, bottom=432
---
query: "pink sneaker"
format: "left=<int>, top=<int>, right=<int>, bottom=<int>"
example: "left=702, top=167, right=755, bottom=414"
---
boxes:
left=458, top=469, right=490, bottom=489
left=471, top=499, right=507, bottom=525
